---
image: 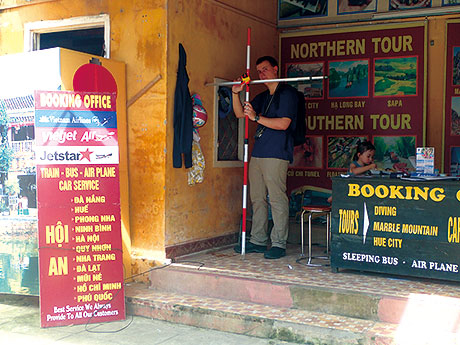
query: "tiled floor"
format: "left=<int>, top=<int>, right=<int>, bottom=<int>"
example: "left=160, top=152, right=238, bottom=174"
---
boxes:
left=171, top=220, right=460, bottom=300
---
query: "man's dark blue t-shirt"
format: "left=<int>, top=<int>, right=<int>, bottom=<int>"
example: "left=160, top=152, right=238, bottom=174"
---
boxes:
left=250, top=83, right=298, bottom=163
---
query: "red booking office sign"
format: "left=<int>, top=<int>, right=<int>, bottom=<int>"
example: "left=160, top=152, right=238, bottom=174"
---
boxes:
left=35, top=90, right=125, bottom=327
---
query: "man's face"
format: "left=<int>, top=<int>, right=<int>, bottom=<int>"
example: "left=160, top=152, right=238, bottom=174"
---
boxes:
left=256, top=60, right=278, bottom=80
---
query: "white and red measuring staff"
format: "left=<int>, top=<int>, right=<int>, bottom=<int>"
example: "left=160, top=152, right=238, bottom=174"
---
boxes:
left=207, top=28, right=326, bottom=256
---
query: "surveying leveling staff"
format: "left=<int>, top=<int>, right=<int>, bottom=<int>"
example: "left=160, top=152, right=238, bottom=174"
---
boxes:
left=232, top=56, right=298, bottom=260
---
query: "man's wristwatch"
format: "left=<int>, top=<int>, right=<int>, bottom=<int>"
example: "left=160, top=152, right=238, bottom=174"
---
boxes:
left=254, top=114, right=260, bottom=122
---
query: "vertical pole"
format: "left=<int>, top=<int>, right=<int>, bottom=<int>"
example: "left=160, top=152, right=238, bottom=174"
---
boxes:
left=241, top=27, right=251, bottom=256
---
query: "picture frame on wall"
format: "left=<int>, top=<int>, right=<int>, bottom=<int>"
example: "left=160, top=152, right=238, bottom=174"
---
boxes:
left=279, top=0, right=328, bottom=20
left=443, top=0, right=460, bottom=5
left=450, top=146, right=460, bottom=175
left=374, top=57, right=418, bottom=97
left=291, top=135, right=324, bottom=169
left=373, top=136, right=417, bottom=172
left=337, top=0, right=378, bottom=14
left=327, top=136, right=368, bottom=170
left=451, top=96, right=460, bottom=135
left=286, top=62, right=325, bottom=99
left=453, top=47, right=460, bottom=86
left=328, top=59, right=369, bottom=98
left=389, top=0, right=431, bottom=11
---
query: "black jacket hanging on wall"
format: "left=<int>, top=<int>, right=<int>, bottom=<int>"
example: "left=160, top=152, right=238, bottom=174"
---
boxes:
left=173, top=43, right=193, bottom=168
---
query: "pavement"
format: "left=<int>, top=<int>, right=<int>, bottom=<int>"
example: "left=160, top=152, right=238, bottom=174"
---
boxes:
left=0, top=295, right=298, bottom=345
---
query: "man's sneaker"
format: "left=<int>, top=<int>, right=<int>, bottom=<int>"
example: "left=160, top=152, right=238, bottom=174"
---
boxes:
left=264, top=246, right=286, bottom=259
left=233, top=242, right=266, bottom=253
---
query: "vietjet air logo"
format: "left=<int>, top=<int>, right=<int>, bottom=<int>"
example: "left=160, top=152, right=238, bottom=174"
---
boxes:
left=36, top=128, right=117, bottom=146
left=42, top=130, right=116, bottom=143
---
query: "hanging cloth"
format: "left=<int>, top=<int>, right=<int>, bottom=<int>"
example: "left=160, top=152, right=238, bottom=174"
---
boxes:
left=173, top=43, right=193, bottom=168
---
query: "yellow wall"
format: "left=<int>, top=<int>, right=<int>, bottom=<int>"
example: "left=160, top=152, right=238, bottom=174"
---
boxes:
left=110, top=1, right=168, bottom=268
left=165, top=0, right=278, bottom=250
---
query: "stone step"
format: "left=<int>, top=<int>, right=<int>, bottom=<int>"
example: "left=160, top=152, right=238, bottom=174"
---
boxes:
left=125, top=282, right=396, bottom=345
left=148, top=263, right=460, bottom=325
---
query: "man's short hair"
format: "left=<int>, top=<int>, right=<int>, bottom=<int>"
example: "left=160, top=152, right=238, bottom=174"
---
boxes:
left=256, top=56, right=278, bottom=69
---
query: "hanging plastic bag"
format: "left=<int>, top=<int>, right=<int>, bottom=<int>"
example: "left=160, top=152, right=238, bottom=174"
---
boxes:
left=187, top=140, right=205, bottom=185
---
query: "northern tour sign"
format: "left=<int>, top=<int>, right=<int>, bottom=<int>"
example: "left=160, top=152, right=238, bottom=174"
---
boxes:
left=280, top=22, right=426, bottom=197
left=35, top=90, right=125, bottom=327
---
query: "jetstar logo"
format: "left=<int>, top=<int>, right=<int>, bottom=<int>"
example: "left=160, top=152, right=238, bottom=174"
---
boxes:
left=39, top=149, right=94, bottom=162
left=36, top=146, right=118, bottom=165
left=80, top=148, right=93, bottom=162
left=39, top=150, right=82, bottom=161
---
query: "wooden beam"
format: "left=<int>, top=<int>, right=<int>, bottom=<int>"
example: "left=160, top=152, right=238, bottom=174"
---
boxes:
left=127, top=74, right=162, bottom=108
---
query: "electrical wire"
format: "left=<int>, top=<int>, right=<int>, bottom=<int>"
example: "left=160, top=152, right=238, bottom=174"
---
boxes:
left=39, top=240, right=206, bottom=333
left=83, top=258, right=205, bottom=334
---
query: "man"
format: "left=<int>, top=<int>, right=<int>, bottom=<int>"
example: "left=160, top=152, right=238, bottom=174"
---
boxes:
left=232, top=56, right=298, bottom=259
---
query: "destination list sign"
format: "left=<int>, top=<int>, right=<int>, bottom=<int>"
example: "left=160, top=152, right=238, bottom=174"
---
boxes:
left=331, top=177, right=460, bottom=281
left=35, top=90, right=125, bottom=327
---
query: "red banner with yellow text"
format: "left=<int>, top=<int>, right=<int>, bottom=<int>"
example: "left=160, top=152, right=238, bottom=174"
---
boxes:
left=35, top=90, right=125, bottom=327
left=280, top=22, right=426, bottom=213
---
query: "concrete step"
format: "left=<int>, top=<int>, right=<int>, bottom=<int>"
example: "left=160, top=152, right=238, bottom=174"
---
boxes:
left=123, top=242, right=460, bottom=344
left=147, top=263, right=460, bottom=325
left=125, top=282, right=396, bottom=345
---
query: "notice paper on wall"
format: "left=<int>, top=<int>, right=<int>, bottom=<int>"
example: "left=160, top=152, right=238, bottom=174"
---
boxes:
left=416, top=147, right=435, bottom=175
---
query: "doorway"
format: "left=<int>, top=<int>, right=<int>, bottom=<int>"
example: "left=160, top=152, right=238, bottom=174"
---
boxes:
left=39, top=27, right=105, bottom=57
